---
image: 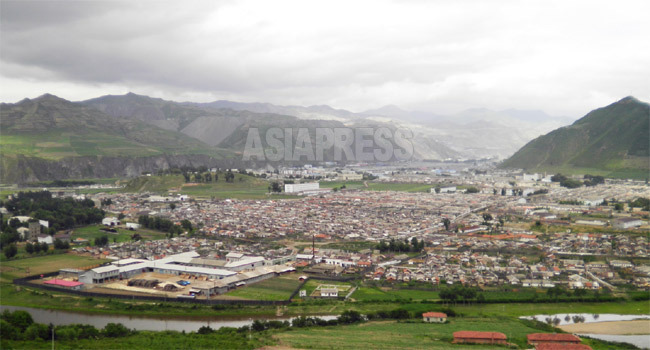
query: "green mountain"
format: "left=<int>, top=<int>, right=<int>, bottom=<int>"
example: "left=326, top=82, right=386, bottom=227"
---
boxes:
left=500, top=96, right=650, bottom=178
left=0, top=94, right=236, bottom=183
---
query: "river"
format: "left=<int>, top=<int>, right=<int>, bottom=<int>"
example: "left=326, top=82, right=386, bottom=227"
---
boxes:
left=0, top=305, right=335, bottom=332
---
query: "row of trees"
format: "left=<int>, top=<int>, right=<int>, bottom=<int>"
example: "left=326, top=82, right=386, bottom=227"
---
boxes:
left=182, top=170, right=241, bottom=183
left=138, top=215, right=183, bottom=237
left=1, top=310, right=132, bottom=341
left=438, top=285, right=481, bottom=305
left=3, top=191, right=104, bottom=232
left=376, top=237, right=425, bottom=253
left=551, top=173, right=605, bottom=188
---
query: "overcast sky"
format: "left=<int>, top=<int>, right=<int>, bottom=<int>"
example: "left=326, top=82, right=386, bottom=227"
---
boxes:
left=1, top=0, right=649, bottom=117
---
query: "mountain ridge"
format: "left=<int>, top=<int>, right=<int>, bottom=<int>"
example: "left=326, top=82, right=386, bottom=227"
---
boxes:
left=500, top=96, right=650, bottom=178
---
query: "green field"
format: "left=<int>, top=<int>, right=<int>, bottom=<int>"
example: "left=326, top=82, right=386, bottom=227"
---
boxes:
left=225, top=274, right=303, bottom=301
left=71, top=224, right=167, bottom=244
left=123, top=174, right=297, bottom=199
left=0, top=254, right=109, bottom=283
left=321, top=181, right=434, bottom=192
left=275, top=318, right=565, bottom=350
left=352, top=286, right=440, bottom=301
left=1, top=328, right=270, bottom=350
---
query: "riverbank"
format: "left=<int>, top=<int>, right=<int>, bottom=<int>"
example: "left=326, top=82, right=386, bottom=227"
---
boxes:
left=560, top=319, right=650, bottom=335
left=3, top=282, right=650, bottom=321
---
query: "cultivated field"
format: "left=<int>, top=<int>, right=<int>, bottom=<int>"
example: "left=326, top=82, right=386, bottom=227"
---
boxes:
left=225, top=273, right=303, bottom=301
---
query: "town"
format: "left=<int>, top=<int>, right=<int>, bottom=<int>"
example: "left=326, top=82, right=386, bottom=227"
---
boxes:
left=5, top=166, right=648, bottom=301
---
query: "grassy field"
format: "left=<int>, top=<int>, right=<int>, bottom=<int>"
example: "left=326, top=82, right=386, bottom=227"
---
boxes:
left=71, top=224, right=167, bottom=244
left=276, top=318, right=552, bottom=349
left=1, top=329, right=271, bottom=350
left=0, top=254, right=109, bottom=283
left=321, top=181, right=434, bottom=192
left=301, top=279, right=353, bottom=297
left=351, top=286, right=440, bottom=301
left=225, top=273, right=303, bottom=301
left=123, top=174, right=298, bottom=199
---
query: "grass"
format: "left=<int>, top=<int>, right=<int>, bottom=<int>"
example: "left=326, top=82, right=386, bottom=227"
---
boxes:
left=351, top=286, right=440, bottom=301
left=276, top=318, right=550, bottom=349
left=225, top=273, right=303, bottom=301
left=71, top=224, right=167, bottom=244
left=321, top=181, right=434, bottom=192
left=1, top=329, right=271, bottom=350
left=0, top=254, right=109, bottom=283
left=123, top=174, right=298, bottom=200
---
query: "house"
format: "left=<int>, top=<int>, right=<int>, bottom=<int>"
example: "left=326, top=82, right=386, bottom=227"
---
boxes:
left=422, top=312, right=447, bottom=323
left=535, top=344, right=592, bottom=350
left=126, top=223, right=141, bottom=230
left=102, top=217, right=120, bottom=226
left=17, top=227, right=30, bottom=240
left=53, top=233, right=71, bottom=243
left=528, top=333, right=581, bottom=346
left=37, top=234, right=53, bottom=244
left=320, top=288, right=338, bottom=298
left=453, top=331, right=507, bottom=345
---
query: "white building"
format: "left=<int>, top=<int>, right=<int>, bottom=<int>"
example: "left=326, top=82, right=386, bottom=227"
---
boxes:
left=126, top=223, right=141, bottom=230
left=284, top=182, right=320, bottom=193
left=320, top=288, right=338, bottom=297
left=613, top=218, right=644, bottom=229
left=37, top=234, right=53, bottom=244
left=102, top=217, right=120, bottom=226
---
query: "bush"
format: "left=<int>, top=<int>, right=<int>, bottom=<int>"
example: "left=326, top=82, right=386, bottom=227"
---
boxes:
left=102, top=323, right=130, bottom=337
left=24, top=323, right=50, bottom=341
left=1, top=310, right=34, bottom=332
left=197, top=326, right=214, bottom=334
left=0, top=319, right=20, bottom=340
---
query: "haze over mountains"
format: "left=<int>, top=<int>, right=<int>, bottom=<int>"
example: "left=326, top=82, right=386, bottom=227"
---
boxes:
left=3, top=92, right=644, bottom=183
left=82, top=92, right=571, bottom=160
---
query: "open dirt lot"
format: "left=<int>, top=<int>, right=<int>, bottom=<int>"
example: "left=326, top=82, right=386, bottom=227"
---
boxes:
left=559, top=320, right=650, bottom=335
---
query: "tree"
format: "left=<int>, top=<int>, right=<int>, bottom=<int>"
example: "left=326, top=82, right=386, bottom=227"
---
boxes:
left=117, top=213, right=125, bottom=220
left=25, top=242, right=34, bottom=254
left=465, top=187, right=479, bottom=193
left=40, top=242, right=48, bottom=253
left=3, top=243, right=17, bottom=258
left=54, top=239, right=69, bottom=250
left=442, top=218, right=451, bottom=231
left=169, top=203, right=176, bottom=211
left=181, top=219, right=193, bottom=231
left=94, top=236, right=108, bottom=247
left=270, top=182, right=282, bottom=193
left=434, top=187, right=441, bottom=194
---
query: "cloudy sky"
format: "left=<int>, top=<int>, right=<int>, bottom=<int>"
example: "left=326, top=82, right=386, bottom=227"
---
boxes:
left=1, top=0, right=649, bottom=117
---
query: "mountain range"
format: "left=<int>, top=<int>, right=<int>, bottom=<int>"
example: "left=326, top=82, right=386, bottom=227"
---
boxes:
left=4, top=92, right=638, bottom=183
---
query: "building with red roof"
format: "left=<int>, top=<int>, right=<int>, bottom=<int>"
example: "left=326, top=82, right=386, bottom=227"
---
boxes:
left=453, top=331, right=507, bottom=345
left=535, top=344, right=592, bottom=350
left=528, top=333, right=581, bottom=345
left=422, top=312, right=447, bottom=323
left=43, top=279, right=84, bottom=290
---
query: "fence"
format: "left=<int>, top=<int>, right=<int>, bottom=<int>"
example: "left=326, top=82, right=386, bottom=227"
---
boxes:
left=13, top=274, right=290, bottom=306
